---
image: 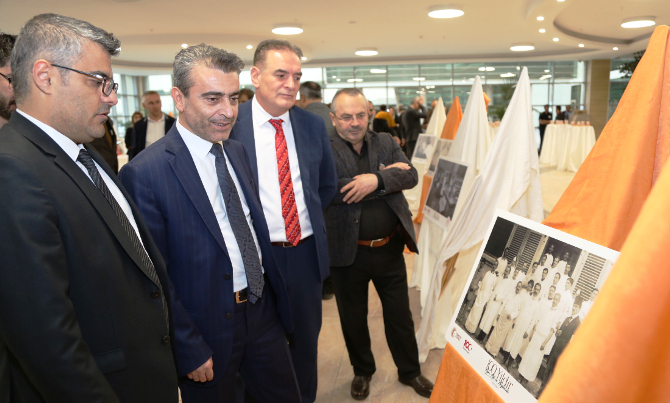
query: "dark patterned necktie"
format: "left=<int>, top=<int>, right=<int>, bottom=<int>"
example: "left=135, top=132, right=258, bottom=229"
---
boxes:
left=210, top=143, right=264, bottom=303
left=76, top=149, right=168, bottom=330
left=268, top=119, right=301, bottom=246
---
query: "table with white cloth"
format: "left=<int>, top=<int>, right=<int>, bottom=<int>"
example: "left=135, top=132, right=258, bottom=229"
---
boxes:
left=540, top=125, right=596, bottom=172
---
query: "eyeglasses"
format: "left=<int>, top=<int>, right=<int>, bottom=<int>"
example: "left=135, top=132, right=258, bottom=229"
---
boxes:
left=0, top=72, right=11, bottom=86
left=51, top=64, right=118, bottom=96
left=333, top=112, right=368, bottom=124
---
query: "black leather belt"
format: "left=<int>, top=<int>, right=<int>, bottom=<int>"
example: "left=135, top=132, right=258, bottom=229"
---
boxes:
left=271, top=236, right=310, bottom=248
left=235, top=288, right=247, bottom=304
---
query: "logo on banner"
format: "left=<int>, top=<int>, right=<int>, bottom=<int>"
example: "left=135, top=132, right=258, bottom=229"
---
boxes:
left=451, top=328, right=462, bottom=342
left=484, top=359, right=513, bottom=393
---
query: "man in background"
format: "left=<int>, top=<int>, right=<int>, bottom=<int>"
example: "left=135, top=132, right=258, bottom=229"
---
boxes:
left=538, top=104, right=553, bottom=151
left=239, top=88, right=254, bottom=103
left=129, top=90, right=175, bottom=160
left=402, top=96, right=426, bottom=158
left=229, top=39, right=338, bottom=403
left=90, top=116, right=119, bottom=173
left=296, top=81, right=333, bottom=134
left=325, top=88, right=432, bottom=399
left=0, top=32, right=16, bottom=130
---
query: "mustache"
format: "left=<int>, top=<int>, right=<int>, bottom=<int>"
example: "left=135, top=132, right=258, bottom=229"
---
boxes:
left=210, top=117, right=233, bottom=124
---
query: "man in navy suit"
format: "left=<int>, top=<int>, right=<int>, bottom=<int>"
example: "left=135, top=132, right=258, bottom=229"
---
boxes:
left=119, top=44, right=300, bottom=402
left=229, top=39, right=338, bottom=403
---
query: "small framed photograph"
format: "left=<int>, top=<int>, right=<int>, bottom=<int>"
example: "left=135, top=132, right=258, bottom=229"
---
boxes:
left=447, top=210, right=619, bottom=402
left=427, top=139, right=453, bottom=176
left=412, top=134, right=437, bottom=162
left=423, top=157, right=469, bottom=229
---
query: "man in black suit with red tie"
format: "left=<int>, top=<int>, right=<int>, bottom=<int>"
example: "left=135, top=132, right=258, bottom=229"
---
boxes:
left=0, top=14, right=178, bottom=402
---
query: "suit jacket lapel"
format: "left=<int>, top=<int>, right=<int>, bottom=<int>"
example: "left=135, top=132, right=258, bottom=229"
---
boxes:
left=165, top=130, right=229, bottom=257
left=330, top=132, right=361, bottom=178
left=366, top=131, right=380, bottom=173
left=82, top=145, right=163, bottom=286
left=288, top=108, right=311, bottom=196
left=234, top=101, right=259, bottom=182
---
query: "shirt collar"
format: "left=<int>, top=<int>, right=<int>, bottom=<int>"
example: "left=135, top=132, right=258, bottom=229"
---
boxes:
left=176, top=118, right=221, bottom=161
left=148, top=114, right=165, bottom=123
left=252, top=95, right=290, bottom=128
left=16, top=109, right=83, bottom=162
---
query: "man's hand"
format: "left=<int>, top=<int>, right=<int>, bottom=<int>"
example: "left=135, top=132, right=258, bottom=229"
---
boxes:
left=400, top=138, right=406, bottom=147
left=383, top=162, right=411, bottom=171
left=540, top=343, right=545, bottom=351
left=187, top=357, right=214, bottom=383
left=341, top=174, right=378, bottom=204
left=523, top=332, right=528, bottom=339
left=557, top=330, right=562, bottom=336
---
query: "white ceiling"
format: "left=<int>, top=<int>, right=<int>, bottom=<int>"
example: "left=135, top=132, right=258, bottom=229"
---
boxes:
left=0, top=0, right=666, bottom=73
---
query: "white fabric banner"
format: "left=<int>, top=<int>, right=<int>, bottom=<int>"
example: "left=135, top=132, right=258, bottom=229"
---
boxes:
left=405, top=97, right=447, bottom=209
left=415, top=67, right=544, bottom=362
left=411, top=79, right=490, bottom=306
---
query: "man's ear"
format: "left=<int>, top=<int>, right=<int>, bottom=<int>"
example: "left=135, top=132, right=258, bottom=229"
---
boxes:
left=250, top=66, right=261, bottom=89
left=172, top=87, right=185, bottom=113
left=32, top=59, right=55, bottom=95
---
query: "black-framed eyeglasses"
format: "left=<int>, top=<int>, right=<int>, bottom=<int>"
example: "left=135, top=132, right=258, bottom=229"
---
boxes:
left=333, top=112, right=368, bottom=124
left=51, top=64, right=118, bottom=96
left=0, top=72, right=11, bottom=86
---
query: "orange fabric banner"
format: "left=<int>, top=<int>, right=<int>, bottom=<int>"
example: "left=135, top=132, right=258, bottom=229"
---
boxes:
left=440, top=97, right=463, bottom=140
left=542, top=25, right=670, bottom=251
left=414, top=175, right=433, bottom=224
left=428, top=26, right=670, bottom=403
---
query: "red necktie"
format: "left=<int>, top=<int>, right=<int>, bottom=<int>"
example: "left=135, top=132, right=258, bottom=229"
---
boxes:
left=269, top=119, right=301, bottom=246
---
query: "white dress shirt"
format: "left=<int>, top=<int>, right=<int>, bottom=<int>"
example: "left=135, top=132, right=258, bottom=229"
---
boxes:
left=145, top=114, right=165, bottom=148
left=176, top=119, right=262, bottom=292
left=16, top=109, right=145, bottom=247
left=251, top=96, right=313, bottom=242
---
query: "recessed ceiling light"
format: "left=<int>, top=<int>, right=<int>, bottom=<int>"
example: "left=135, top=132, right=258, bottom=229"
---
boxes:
left=370, top=69, right=387, bottom=73
left=537, top=16, right=544, bottom=21
left=355, top=48, right=378, bottom=56
left=557, top=0, right=565, bottom=2
left=272, top=23, right=303, bottom=35
left=181, top=44, right=188, bottom=48
left=413, top=77, right=426, bottom=81
left=478, top=67, right=495, bottom=71
left=540, top=74, right=552, bottom=80
left=544, top=69, right=550, bottom=72
left=613, top=47, right=619, bottom=50
left=500, top=73, right=516, bottom=78
left=428, top=5, right=464, bottom=18
left=332, top=76, right=337, bottom=78
left=336, top=78, right=340, bottom=81
left=516, top=66, right=521, bottom=70
left=511, top=43, right=534, bottom=51
left=621, top=16, right=655, bottom=28
left=347, top=78, right=363, bottom=82
left=579, top=44, right=585, bottom=47
left=246, top=45, right=253, bottom=49
left=301, top=56, right=307, bottom=61
left=539, top=29, right=546, bottom=33
left=553, top=37, right=559, bottom=42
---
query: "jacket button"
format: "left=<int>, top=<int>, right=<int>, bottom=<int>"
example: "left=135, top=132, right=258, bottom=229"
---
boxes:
left=224, top=273, right=231, bottom=280
left=162, top=335, right=170, bottom=344
left=225, top=313, right=233, bottom=319
left=353, top=219, right=359, bottom=223
left=151, top=290, right=161, bottom=299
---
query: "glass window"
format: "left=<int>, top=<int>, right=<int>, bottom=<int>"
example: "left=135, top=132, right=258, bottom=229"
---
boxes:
left=531, top=83, right=550, bottom=105
left=453, top=63, right=485, bottom=85
left=354, top=65, right=387, bottom=85
left=325, top=67, right=354, bottom=87
left=388, top=64, right=420, bottom=86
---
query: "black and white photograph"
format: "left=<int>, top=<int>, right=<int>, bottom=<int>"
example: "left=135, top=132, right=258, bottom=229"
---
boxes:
left=411, top=134, right=437, bottom=162
left=427, top=139, right=453, bottom=176
left=423, top=157, right=468, bottom=229
left=447, top=210, right=619, bottom=403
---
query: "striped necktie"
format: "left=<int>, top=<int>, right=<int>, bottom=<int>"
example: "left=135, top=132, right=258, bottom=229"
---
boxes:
left=269, top=119, right=301, bottom=246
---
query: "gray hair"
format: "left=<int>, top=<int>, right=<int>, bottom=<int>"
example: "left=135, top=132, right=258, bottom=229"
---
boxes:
left=11, top=14, right=120, bottom=103
left=173, top=43, right=244, bottom=97
left=299, top=81, right=322, bottom=101
left=330, top=88, right=366, bottom=112
left=253, top=39, right=303, bottom=69
left=0, top=33, right=17, bottom=67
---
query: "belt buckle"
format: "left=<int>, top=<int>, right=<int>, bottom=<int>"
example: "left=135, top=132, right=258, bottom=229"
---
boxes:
left=369, top=237, right=384, bottom=247
left=283, top=241, right=293, bottom=248
left=235, top=291, right=247, bottom=304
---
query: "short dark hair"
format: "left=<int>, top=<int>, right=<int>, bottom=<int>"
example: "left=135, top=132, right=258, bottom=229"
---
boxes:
left=299, top=81, right=322, bottom=101
left=239, top=88, right=254, bottom=100
left=173, top=43, right=244, bottom=97
left=11, top=14, right=120, bottom=102
left=143, top=90, right=160, bottom=99
left=0, top=33, right=17, bottom=67
left=330, top=88, right=365, bottom=112
left=556, top=105, right=562, bottom=111
left=379, top=104, right=386, bottom=111
left=253, top=39, right=302, bottom=69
